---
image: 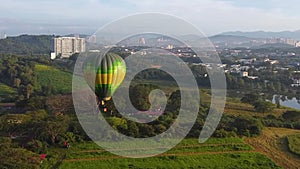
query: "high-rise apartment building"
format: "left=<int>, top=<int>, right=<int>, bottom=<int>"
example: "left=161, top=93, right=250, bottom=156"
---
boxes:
left=54, top=37, right=86, bottom=58
left=285, top=38, right=296, bottom=46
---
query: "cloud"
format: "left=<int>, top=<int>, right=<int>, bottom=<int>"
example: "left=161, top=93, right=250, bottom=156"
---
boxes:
left=0, top=0, right=300, bottom=35
left=115, top=0, right=300, bottom=34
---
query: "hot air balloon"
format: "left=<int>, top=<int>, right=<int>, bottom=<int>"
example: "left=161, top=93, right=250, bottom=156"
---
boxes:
left=82, top=52, right=126, bottom=112
left=95, top=53, right=126, bottom=107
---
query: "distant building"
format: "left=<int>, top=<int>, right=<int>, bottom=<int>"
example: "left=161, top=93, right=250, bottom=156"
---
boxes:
left=0, top=32, right=6, bottom=39
left=50, top=52, right=56, bottom=60
left=166, top=45, right=174, bottom=50
left=54, top=37, right=86, bottom=58
left=247, top=76, right=258, bottom=80
left=296, top=41, right=300, bottom=48
left=264, top=58, right=279, bottom=64
left=292, top=78, right=300, bottom=84
left=267, top=38, right=281, bottom=44
left=284, top=38, right=296, bottom=46
left=240, top=71, right=248, bottom=77
left=138, top=37, right=146, bottom=45
left=269, top=60, right=279, bottom=65
left=291, top=78, right=300, bottom=87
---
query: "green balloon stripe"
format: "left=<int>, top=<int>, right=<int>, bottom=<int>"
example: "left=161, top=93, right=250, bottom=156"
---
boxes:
left=95, top=84, right=119, bottom=98
left=97, top=60, right=123, bottom=74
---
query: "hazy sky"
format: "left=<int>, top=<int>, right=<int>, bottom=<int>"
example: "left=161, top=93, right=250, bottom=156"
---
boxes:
left=1, top=0, right=300, bottom=36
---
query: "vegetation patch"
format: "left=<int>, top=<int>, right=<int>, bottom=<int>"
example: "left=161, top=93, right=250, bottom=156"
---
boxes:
left=0, top=83, right=16, bottom=96
left=287, top=134, right=300, bottom=156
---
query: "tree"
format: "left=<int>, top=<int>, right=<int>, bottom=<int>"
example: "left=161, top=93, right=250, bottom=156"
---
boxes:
left=13, top=78, right=21, bottom=88
left=274, top=95, right=281, bottom=108
left=26, top=84, right=33, bottom=99
left=282, top=110, right=300, bottom=121
left=25, top=109, right=47, bottom=121
left=25, top=139, right=44, bottom=153
left=69, top=53, right=79, bottom=61
left=0, top=137, right=40, bottom=169
left=129, top=84, right=159, bottom=111
left=37, top=116, right=69, bottom=144
left=41, top=84, right=54, bottom=96
left=7, top=65, right=17, bottom=81
left=253, top=101, right=275, bottom=113
left=126, top=121, right=139, bottom=137
left=154, top=124, right=167, bottom=134
left=138, top=124, right=155, bottom=137
left=241, top=93, right=260, bottom=105
left=233, top=116, right=263, bottom=136
left=27, top=96, right=46, bottom=110
left=58, top=132, right=76, bottom=145
left=46, top=95, right=73, bottom=115
left=106, top=117, right=128, bottom=131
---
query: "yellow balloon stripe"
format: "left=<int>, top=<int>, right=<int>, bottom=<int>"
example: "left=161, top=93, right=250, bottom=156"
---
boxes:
left=95, top=71, right=125, bottom=85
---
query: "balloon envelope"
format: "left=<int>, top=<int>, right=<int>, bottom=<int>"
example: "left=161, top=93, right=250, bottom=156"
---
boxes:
left=95, top=53, right=126, bottom=101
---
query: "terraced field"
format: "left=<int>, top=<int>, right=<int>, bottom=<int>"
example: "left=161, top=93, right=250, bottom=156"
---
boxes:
left=54, top=138, right=280, bottom=169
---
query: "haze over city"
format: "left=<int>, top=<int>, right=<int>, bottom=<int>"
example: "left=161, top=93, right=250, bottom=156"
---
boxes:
left=1, top=0, right=300, bottom=36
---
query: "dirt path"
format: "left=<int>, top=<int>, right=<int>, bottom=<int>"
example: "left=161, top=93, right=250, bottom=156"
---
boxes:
left=64, top=149, right=255, bottom=162
left=245, top=127, right=300, bottom=169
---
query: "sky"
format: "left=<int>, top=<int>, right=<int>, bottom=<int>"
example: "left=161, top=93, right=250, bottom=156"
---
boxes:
left=0, top=0, right=300, bottom=36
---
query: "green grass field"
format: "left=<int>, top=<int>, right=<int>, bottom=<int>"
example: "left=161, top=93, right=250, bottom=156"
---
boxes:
left=51, top=138, right=280, bottom=169
left=35, top=64, right=72, bottom=94
left=287, top=134, right=300, bottom=156
left=63, top=138, right=252, bottom=160
left=60, top=153, right=280, bottom=169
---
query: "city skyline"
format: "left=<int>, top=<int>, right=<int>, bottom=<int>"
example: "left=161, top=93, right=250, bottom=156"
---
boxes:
left=1, top=0, right=300, bottom=36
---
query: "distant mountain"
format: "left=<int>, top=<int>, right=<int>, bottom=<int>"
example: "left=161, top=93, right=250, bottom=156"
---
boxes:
left=0, top=34, right=54, bottom=55
left=208, top=35, right=263, bottom=48
left=221, top=30, right=300, bottom=40
left=209, top=34, right=253, bottom=42
left=253, top=43, right=295, bottom=49
left=64, top=34, right=90, bottom=38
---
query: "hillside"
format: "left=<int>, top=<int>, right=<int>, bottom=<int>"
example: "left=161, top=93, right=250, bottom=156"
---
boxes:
left=253, top=43, right=295, bottom=49
left=221, top=30, right=300, bottom=40
left=0, top=35, right=54, bottom=55
left=209, top=35, right=252, bottom=42
left=35, top=64, right=72, bottom=94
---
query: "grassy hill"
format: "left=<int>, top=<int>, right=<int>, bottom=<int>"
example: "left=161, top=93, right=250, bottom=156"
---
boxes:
left=35, top=64, right=72, bottom=94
